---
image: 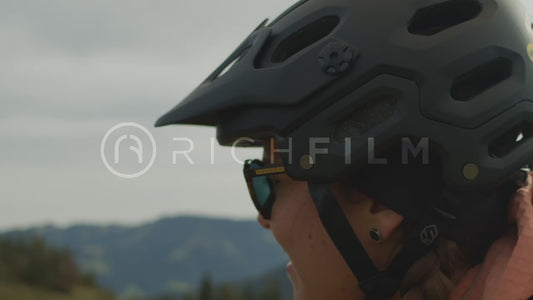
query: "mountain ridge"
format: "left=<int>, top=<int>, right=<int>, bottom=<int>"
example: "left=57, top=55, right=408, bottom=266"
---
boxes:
left=1, top=215, right=289, bottom=298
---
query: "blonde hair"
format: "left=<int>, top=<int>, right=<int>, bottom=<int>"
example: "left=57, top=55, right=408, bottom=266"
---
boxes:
left=399, top=238, right=471, bottom=300
left=335, top=181, right=477, bottom=299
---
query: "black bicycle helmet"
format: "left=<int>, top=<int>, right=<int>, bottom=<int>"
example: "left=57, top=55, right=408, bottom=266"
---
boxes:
left=156, top=0, right=533, bottom=298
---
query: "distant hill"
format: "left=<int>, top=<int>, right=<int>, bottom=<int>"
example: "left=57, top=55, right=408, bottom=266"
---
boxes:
left=2, top=216, right=289, bottom=298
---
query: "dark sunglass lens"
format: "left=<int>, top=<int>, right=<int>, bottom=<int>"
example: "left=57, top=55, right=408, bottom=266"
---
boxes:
left=252, top=176, right=272, bottom=208
left=250, top=160, right=262, bottom=169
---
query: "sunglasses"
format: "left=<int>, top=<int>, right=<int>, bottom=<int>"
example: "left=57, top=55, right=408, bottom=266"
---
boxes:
left=243, top=159, right=286, bottom=219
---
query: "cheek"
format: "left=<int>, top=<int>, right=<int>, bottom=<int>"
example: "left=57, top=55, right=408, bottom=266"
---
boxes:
left=269, top=181, right=329, bottom=258
left=269, top=181, right=315, bottom=251
left=269, top=182, right=359, bottom=297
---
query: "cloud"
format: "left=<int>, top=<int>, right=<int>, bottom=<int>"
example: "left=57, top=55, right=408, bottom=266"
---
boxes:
left=0, top=0, right=284, bottom=229
left=1, top=0, right=291, bottom=120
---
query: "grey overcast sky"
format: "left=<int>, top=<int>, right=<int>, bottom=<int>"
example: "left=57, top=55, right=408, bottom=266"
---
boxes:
left=2, top=1, right=533, bottom=230
left=0, top=0, right=293, bottom=230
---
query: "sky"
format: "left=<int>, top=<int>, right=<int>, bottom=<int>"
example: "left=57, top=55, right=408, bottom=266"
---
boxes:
left=2, top=0, right=533, bottom=230
left=0, top=0, right=292, bottom=230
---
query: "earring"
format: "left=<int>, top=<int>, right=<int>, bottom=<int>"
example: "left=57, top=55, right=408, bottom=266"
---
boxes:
left=369, top=228, right=383, bottom=242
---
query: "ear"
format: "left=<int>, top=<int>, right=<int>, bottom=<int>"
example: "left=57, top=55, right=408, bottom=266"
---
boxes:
left=369, top=200, right=404, bottom=241
left=331, top=184, right=404, bottom=241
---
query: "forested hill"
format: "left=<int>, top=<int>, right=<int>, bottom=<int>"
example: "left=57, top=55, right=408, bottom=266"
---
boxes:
left=0, top=236, right=115, bottom=300
left=2, top=216, right=289, bottom=298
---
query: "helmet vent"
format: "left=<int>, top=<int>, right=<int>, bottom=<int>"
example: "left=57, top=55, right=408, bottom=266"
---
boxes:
left=333, top=94, right=396, bottom=142
left=450, top=57, right=512, bottom=102
left=488, top=121, right=532, bottom=158
left=271, top=16, right=340, bottom=63
left=408, top=1, right=482, bottom=36
left=216, top=48, right=249, bottom=79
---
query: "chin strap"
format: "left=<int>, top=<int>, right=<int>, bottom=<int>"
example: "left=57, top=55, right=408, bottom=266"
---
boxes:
left=308, top=183, right=440, bottom=300
left=308, top=182, right=379, bottom=280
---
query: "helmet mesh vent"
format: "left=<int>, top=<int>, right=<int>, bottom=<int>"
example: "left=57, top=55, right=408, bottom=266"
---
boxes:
left=489, top=121, right=532, bottom=158
left=408, top=1, right=482, bottom=36
left=333, top=94, right=396, bottom=142
left=271, top=16, right=340, bottom=63
left=450, top=57, right=512, bottom=101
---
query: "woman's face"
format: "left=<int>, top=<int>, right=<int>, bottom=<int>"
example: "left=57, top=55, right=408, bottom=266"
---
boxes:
left=257, top=140, right=366, bottom=300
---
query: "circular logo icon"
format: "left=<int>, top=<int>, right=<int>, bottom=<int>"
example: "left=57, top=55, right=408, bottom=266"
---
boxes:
left=100, top=122, right=157, bottom=179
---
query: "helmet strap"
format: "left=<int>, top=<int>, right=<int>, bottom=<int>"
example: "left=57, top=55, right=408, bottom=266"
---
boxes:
left=308, top=183, right=440, bottom=300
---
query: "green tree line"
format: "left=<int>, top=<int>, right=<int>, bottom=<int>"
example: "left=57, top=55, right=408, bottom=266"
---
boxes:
left=152, top=274, right=285, bottom=300
left=0, top=236, right=285, bottom=300
left=0, top=236, right=95, bottom=292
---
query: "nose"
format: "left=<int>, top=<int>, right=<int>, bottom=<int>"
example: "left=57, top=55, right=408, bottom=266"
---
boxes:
left=257, top=214, right=271, bottom=230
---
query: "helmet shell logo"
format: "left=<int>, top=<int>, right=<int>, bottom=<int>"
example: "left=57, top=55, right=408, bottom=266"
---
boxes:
left=420, top=224, right=439, bottom=246
left=318, top=41, right=358, bottom=75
